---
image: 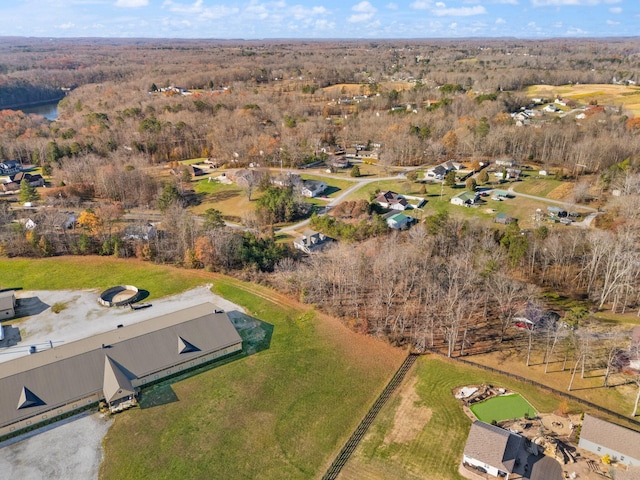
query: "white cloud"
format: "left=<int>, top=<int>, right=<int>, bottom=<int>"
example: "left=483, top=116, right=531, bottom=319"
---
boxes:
left=609, top=6, right=621, bottom=13
left=353, top=1, right=377, bottom=12
left=162, top=0, right=238, bottom=18
left=435, top=2, right=446, bottom=7
left=290, top=5, right=330, bottom=20
left=410, top=0, right=432, bottom=9
left=348, top=1, right=377, bottom=22
left=493, top=0, right=518, bottom=4
left=56, top=22, right=75, bottom=29
left=115, top=0, right=148, bottom=7
left=433, top=5, right=486, bottom=15
left=606, top=19, right=620, bottom=24
left=495, top=17, right=506, bottom=23
left=565, top=26, right=587, bottom=34
left=449, top=22, right=458, bottom=28
left=387, top=2, right=399, bottom=9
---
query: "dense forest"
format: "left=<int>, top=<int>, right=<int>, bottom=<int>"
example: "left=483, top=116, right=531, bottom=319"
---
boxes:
left=1, top=37, right=640, bottom=357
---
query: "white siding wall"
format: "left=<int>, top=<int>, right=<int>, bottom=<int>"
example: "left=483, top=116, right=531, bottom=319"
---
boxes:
left=578, top=438, right=640, bottom=467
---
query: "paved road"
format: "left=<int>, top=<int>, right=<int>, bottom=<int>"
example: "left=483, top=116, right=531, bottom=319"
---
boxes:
left=506, top=186, right=597, bottom=212
left=277, top=173, right=406, bottom=234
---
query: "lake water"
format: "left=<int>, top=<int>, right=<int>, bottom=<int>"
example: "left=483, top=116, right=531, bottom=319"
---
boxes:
left=19, top=101, right=59, bottom=121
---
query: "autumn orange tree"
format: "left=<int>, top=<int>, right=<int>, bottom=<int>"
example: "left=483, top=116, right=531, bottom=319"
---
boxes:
left=77, top=209, right=102, bottom=236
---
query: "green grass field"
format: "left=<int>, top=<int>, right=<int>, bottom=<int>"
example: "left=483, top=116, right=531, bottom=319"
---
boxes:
left=339, top=355, right=578, bottom=480
left=100, top=276, right=405, bottom=480
left=0, top=257, right=206, bottom=299
left=470, top=394, right=537, bottom=423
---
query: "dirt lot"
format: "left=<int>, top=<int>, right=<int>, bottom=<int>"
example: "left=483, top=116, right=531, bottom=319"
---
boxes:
left=0, top=285, right=244, bottom=479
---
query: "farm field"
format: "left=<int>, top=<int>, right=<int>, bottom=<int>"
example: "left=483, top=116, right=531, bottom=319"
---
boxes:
left=524, top=84, right=640, bottom=115
left=100, top=274, right=406, bottom=480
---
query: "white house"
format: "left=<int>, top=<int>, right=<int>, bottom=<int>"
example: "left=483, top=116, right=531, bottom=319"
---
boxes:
left=450, top=191, right=479, bottom=206
left=301, top=180, right=327, bottom=198
left=578, top=414, right=640, bottom=466
left=374, top=191, right=408, bottom=211
left=385, top=212, right=413, bottom=230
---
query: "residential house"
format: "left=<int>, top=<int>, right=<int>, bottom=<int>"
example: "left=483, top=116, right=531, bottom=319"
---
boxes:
left=578, top=414, right=640, bottom=466
left=426, top=161, right=462, bottom=180
left=124, top=222, right=157, bottom=241
left=451, top=191, right=479, bottom=206
left=301, top=180, right=327, bottom=198
left=426, top=165, right=448, bottom=180
left=544, top=104, right=559, bottom=113
left=494, top=169, right=521, bottom=180
left=327, top=155, right=350, bottom=169
left=293, top=230, right=333, bottom=254
left=271, top=172, right=302, bottom=188
left=385, top=212, right=413, bottom=230
left=1, top=182, right=19, bottom=193
left=0, top=160, right=21, bottom=176
left=463, top=421, right=563, bottom=480
left=374, top=191, right=408, bottom=211
left=0, top=290, right=16, bottom=320
left=547, top=206, right=567, bottom=218
left=495, top=158, right=516, bottom=168
left=7, top=173, right=45, bottom=188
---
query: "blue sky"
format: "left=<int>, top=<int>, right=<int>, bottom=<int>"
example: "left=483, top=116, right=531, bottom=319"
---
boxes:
left=0, top=0, right=638, bottom=39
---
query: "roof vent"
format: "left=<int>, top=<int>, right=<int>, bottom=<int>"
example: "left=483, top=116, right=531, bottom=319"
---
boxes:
left=178, top=336, right=201, bottom=354
left=17, top=386, right=46, bottom=410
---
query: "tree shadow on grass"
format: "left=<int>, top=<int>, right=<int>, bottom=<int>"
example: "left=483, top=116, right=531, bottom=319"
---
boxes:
left=138, top=311, right=272, bottom=410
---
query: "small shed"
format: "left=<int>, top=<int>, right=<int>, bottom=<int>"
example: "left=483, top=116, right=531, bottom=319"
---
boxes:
left=493, top=190, right=510, bottom=198
left=0, top=290, right=16, bottom=320
left=495, top=213, right=515, bottom=225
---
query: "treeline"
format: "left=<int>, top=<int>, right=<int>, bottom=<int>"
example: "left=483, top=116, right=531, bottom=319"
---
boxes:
left=272, top=204, right=640, bottom=351
left=0, top=79, right=65, bottom=109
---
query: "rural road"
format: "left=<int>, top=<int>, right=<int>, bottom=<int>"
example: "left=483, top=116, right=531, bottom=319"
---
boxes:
left=506, top=186, right=598, bottom=212
left=277, top=172, right=406, bottom=234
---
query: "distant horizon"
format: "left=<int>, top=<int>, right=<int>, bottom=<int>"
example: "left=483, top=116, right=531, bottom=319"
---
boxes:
left=1, top=0, right=639, bottom=40
left=1, top=35, right=639, bottom=42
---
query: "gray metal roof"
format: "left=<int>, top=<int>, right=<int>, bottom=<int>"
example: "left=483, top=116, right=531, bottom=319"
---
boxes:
left=580, top=414, right=640, bottom=461
left=0, top=303, right=242, bottom=428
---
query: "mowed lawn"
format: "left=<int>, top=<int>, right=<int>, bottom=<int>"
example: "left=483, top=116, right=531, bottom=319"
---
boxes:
left=0, top=257, right=206, bottom=299
left=339, top=355, right=578, bottom=480
left=470, top=394, right=536, bottom=424
left=100, top=276, right=405, bottom=480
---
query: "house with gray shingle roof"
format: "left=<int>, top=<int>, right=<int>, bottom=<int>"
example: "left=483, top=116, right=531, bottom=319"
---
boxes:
left=578, top=414, right=640, bottom=467
left=462, top=421, right=562, bottom=480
